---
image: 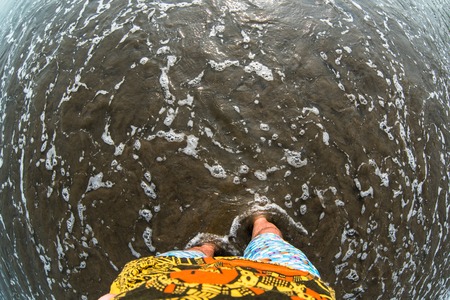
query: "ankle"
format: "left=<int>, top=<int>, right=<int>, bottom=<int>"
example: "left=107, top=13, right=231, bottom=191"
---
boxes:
left=187, top=243, right=215, bottom=257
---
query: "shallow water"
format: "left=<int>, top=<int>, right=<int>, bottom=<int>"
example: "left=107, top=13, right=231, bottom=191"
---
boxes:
left=0, top=0, right=449, bottom=299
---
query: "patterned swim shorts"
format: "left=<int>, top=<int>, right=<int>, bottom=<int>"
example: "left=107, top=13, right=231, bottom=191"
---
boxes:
left=158, top=233, right=321, bottom=278
left=243, top=233, right=321, bottom=277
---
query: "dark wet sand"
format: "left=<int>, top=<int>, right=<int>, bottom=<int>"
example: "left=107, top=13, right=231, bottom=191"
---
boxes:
left=0, top=0, right=449, bottom=299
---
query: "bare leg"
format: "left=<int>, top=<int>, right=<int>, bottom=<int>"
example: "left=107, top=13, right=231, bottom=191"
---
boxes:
left=252, top=216, right=283, bottom=239
left=185, top=243, right=215, bottom=257
left=98, top=293, right=116, bottom=300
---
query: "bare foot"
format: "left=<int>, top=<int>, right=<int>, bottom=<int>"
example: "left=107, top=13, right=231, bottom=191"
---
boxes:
left=186, top=243, right=216, bottom=257
left=252, top=216, right=283, bottom=239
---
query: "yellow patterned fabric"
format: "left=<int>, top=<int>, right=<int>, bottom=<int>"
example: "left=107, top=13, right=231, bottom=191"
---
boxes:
left=110, top=256, right=335, bottom=299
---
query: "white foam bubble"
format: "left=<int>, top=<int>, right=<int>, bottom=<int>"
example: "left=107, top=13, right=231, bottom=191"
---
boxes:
left=67, top=213, right=75, bottom=233
left=111, top=160, right=123, bottom=171
left=244, top=61, right=273, bottom=81
left=178, top=94, right=194, bottom=106
left=300, top=183, right=309, bottom=200
left=241, top=30, right=250, bottom=43
left=335, top=199, right=345, bottom=207
left=128, top=242, right=141, bottom=258
left=114, top=77, right=125, bottom=90
left=45, top=144, right=57, bottom=170
left=284, top=150, right=307, bottom=168
left=139, top=209, right=153, bottom=222
left=379, top=115, right=394, bottom=140
left=392, top=74, right=404, bottom=99
left=114, top=143, right=125, bottom=156
left=156, top=46, right=171, bottom=55
left=55, top=235, right=64, bottom=269
left=321, top=18, right=334, bottom=27
left=62, top=187, right=70, bottom=202
left=139, top=57, right=149, bottom=65
left=144, top=171, right=152, bottom=183
left=266, top=166, right=280, bottom=174
left=323, top=131, right=330, bottom=145
left=393, top=188, right=403, bottom=198
left=187, top=72, right=204, bottom=87
left=134, top=140, right=141, bottom=151
left=369, top=159, right=389, bottom=187
left=405, top=147, right=417, bottom=171
left=163, top=107, right=178, bottom=126
left=354, top=178, right=374, bottom=198
left=78, top=203, right=86, bottom=225
left=300, top=204, right=307, bottom=215
left=157, top=129, right=185, bottom=142
left=101, top=123, right=115, bottom=146
left=141, top=181, right=157, bottom=199
left=254, top=170, right=267, bottom=181
left=181, top=135, right=199, bottom=157
left=142, top=227, right=155, bottom=252
left=275, top=69, right=286, bottom=81
left=204, top=163, right=227, bottom=179
left=85, top=173, right=114, bottom=192
left=159, top=68, right=174, bottom=104
left=388, top=223, right=397, bottom=242
left=284, top=197, right=293, bottom=208
left=167, top=55, right=177, bottom=67
left=376, top=29, right=390, bottom=49
left=259, top=123, right=270, bottom=131
left=204, top=127, right=213, bottom=138
left=302, top=107, right=320, bottom=115
left=95, top=90, right=108, bottom=97
left=47, top=186, right=53, bottom=198
left=208, top=60, right=240, bottom=71
left=209, top=24, right=225, bottom=37
left=239, top=164, right=249, bottom=174
left=346, top=269, right=360, bottom=281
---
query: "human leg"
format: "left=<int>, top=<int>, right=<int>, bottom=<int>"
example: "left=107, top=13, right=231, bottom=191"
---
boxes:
left=252, top=215, right=283, bottom=238
left=157, top=243, right=215, bottom=258
left=244, top=216, right=321, bottom=278
left=98, top=293, right=116, bottom=300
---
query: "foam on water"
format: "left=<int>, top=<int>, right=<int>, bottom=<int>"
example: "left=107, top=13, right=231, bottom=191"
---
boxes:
left=204, top=163, right=227, bottom=179
left=141, top=181, right=157, bottom=200
left=181, top=135, right=199, bottom=157
left=85, top=173, right=114, bottom=193
left=0, top=0, right=448, bottom=298
left=244, top=61, right=274, bottom=81
left=284, top=150, right=307, bottom=168
left=142, top=227, right=155, bottom=252
left=253, top=170, right=267, bottom=181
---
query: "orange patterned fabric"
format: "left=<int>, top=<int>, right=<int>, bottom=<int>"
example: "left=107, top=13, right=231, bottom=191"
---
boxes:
left=110, top=256, right=335, bottom=299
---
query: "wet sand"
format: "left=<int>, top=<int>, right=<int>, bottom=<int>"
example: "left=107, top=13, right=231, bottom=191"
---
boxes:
left=0, top=0, right=449, bottom=299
